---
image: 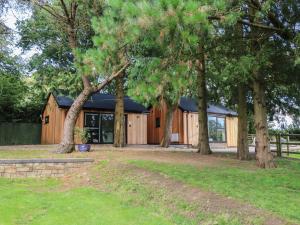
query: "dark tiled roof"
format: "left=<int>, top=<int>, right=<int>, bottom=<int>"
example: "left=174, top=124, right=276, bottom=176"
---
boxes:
left=179, top=97, right=238, bottom=116
left=53, top=93, right=148, bottom=113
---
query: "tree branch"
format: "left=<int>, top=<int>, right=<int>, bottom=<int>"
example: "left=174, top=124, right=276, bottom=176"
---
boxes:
left=60, top=0, right=71, bottom=22
left=96, top=62, right=130, bottom=91
left=208, top=15, right=283, bottom=32
left=32, top=0, right=67, bottom=23
left=249, top=0, right=295, bottom=40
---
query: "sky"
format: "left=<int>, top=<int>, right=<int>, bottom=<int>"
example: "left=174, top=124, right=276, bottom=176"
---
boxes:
left=1, top=4, right=35, bottom=60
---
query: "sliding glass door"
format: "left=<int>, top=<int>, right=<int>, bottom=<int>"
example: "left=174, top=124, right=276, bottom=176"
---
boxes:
left=84, top=113, right=114, bottom=144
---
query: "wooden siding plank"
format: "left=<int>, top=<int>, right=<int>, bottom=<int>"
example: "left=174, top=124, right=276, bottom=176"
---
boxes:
left=226, top=116, right=238, bottom=147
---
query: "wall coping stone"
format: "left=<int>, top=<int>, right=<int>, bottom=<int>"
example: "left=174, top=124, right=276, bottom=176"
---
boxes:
left=0, top=158, right=94, bottom=164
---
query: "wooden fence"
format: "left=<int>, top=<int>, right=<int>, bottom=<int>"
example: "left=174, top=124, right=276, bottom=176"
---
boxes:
left=248, top=133, right=300, bottom=157
left=0, top=123, right=41, bottom=145
left=272, top=134, right=300, bottom=157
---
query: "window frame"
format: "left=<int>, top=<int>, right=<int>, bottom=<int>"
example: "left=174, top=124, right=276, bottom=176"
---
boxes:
left=45, top=115, right=49, bottom=124
left=84, top=112, right=115, bottom=144
left=155, top=117, right=160, bottom=128
left=207, top=115, right=227, bottom=143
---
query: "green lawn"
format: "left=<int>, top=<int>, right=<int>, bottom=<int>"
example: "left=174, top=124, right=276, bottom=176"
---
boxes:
left=129, top=159, right=300, bottom=223
left=0, top=178, right=173, bottom=225
left=1, top=150, right=298, bottom=224
left=0, top=163, right=245, bottom=225
left=284, top=153, right=300, bottom=159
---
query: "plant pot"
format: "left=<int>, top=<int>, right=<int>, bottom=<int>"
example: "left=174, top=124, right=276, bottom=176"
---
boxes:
left=77, top=144, right=91, bottom=152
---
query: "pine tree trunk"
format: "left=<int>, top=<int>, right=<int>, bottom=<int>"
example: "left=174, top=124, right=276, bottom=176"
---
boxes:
left=237, top=85, right=249, bottom=160
left=248, top=4, right=276, bottom=168
left=114, top=75, right=125, bottom=147
left=160, top=104, right=174, bottom=148
left=58, top=87, right=93, bottom=153
left=253, top=77, right=276, bottom=168
left=196, top=46, right=211, bottom=154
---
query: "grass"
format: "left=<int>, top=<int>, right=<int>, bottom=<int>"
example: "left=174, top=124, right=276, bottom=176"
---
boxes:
left=0, top=161, right=245, bottom=225
left=0, top=178, right=173, bottom=225
left=129, top=159, right=300, bottom=223
left=1, top=150, right=297, bottom=224
left=92, top=160, right=244, bottom=225
left=284, top=153, right=300, bottom=159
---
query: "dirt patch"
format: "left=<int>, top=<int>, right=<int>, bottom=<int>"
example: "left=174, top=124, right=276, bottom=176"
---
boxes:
left=123, top=162, right=289, bottom=225
left=57, top=151, right=291, bottom=225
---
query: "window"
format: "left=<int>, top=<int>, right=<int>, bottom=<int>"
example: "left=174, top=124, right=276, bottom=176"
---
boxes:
left=208, top=116, right=226, bottom=142
left=155, top=117, right=160, bottom=128
left=45, top=116, right=49, bottom=124
left=84, top=113, right=114, bottom=144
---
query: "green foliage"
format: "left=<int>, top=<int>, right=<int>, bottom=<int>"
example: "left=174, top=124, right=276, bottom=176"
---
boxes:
left=0, top=74, right=25, bottom=120
left=18, top=4, right=83, bottom=97
left=82, top=0, right=142, bottom=80
left=124, top=0, right=234, bottom=107
left=128, top=58, right=191, bottom=107
left=0, top=41, right=26, bottom=121
left=74, top=127, right=90, bottom=144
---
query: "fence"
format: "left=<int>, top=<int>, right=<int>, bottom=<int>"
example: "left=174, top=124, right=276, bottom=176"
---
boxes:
left=248, top=133, right=300, bottom=157
left=272, top=134, right=300, bottom=157
left=0, top=123, right=41, bottom=145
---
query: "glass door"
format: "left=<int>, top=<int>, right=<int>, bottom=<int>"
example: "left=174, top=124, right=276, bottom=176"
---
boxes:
left=100, top=114, right=114, bottom=144
left=84, top=113, right=100, bottom=144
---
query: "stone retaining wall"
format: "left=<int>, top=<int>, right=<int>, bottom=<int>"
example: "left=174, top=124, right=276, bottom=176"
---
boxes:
left=0, top=158, right=94, bottom=178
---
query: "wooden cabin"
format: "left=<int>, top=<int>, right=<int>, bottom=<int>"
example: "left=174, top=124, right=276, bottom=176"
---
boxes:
left=147, top=97, right=238, bottom=147
left=41, top=93, right=148, bottom=145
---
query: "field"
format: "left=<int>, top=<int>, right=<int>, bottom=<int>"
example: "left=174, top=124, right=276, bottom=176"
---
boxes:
left=0, top=149, right=299, bottom=225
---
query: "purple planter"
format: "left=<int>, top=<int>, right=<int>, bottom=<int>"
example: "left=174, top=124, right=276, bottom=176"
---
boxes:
left=77, top=144, right=91, bottom=152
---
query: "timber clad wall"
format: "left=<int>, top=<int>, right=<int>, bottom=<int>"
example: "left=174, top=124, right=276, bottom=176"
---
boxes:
left=42, top=93, right=238, bottom=147
left=147, top=104, right=184, bottom=144
left=226, top=117, right=238, bottom=147
left=182, top=113, right=238, bottom=147
left=183, top=112, right=199, bottom=146
left=149, top=105, right=238, bottom=147
left=41, top=94, right=147, bottom=145
left=41, top=95, right=66, bottom=144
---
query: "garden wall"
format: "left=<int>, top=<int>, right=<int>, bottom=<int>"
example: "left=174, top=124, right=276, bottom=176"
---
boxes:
left=0, top=158, right=94, bottom=178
